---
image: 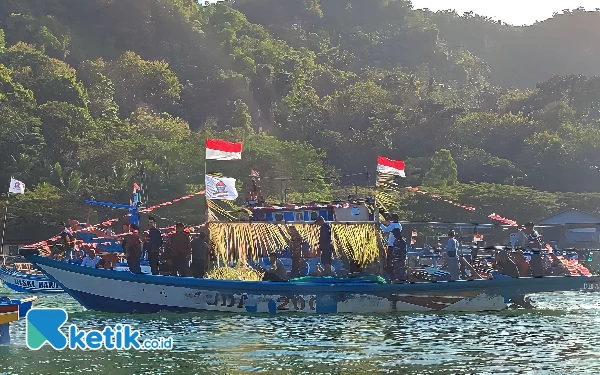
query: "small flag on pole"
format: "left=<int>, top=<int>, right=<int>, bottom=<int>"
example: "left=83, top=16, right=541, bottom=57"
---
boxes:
left=377, top=156, right=406, bottom=177
left=205, top=175, right=238, bottom=200
left=250, top=170, right=259, bottom=177
left=8, top=178, right=25, bottom=194
left=206, top=138, right=242, bottom=160
left=473, top=234, right=484, bottom=242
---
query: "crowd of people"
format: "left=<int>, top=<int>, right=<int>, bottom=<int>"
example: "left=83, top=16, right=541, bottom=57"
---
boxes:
left=52, top=212, right=571, bottom=281
left=55, top=218, right=211, bottom=278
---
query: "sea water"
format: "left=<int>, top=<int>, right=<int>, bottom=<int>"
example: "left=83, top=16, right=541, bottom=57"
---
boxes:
left=1, top=286, right=599, bottom=374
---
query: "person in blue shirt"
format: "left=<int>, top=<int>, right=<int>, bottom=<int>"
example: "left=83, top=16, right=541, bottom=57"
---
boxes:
left=380, top=214, right=402, bottom=274
left=145, top=217, right=163, bottom=275
left=315, top=216, right=333, bottom=276
left=444, top=230, right=460, bottom=281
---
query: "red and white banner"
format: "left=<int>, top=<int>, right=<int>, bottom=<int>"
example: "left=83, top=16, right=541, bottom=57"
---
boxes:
left=377, top=156, right=405, bottom=177
left=206, top=138, right=242, bottom=160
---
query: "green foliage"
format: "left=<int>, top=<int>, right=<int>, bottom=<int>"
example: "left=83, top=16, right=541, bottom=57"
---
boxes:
left=1, top=0, right=600, bottom=238
left=423, top=149, right=458, bottom=188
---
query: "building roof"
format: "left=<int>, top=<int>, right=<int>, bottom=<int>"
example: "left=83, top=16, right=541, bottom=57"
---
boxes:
left=538, top=209, right=600, bottom=225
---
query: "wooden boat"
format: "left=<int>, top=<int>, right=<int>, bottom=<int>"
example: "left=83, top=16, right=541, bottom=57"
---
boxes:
left=20, top=249, right=596, bottom=314
left=0, top=259, right=152, bottom=293
left=0, top=262, right=63, bottom=294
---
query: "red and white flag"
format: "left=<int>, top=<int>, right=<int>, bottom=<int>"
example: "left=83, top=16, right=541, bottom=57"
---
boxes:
left=377, top=156, right=405, bottom=177
left=206, top=138, right=242, bottom=160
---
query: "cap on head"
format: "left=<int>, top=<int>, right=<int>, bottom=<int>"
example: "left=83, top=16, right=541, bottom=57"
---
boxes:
left=314, top=216, right=325, bottom=224
left=391, top=227, right=402, bottom=238
left=391, top=213, right=399, bottom=221
left=448, top=230, right=456, bottom=237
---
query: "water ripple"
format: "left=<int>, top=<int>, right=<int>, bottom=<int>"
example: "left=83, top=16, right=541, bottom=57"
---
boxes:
left=1, top=286, right=600, bottom=374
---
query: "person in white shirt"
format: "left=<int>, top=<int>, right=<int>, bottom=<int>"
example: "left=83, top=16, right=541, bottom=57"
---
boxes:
left=82, top=249, right=102, bottom=268
left=380, top=214, right=402, bottom=274
left=444, top=230, right=460, bottom=281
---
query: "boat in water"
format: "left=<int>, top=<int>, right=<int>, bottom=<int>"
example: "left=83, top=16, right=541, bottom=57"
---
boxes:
left=0, top=262, right=63, bottom=293
left=20, top=248, right=596, bottom=314
left=0, top=295, right=37, bottom=345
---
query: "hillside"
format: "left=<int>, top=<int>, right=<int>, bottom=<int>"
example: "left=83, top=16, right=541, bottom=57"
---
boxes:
left=0, top=0, right=600, bottom=235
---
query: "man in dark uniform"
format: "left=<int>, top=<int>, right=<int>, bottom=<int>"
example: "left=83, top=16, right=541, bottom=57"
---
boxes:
left=191, top=232, right=209, bottom=278
left=145, top=217, right=163, bottom=275
left=315, top=216, right=333, bottom=276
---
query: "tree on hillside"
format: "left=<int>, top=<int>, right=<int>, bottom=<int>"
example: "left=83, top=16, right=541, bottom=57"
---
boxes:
left=230, top=99, right=253, bottom=141
left=423, top=149, right=458, bottom=188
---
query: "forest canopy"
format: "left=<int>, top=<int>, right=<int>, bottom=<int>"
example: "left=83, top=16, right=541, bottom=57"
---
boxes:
left=1, top=1, right=600, bottom=238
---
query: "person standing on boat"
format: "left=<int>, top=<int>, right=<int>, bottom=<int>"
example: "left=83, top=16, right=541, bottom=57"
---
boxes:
left=145, top=217, right=163, bottom=275
left=170, top=223, right=191, bottom=277
left=121, top=222, right=130, bottom=253
left=191, top=232, right=209, bottom=278
left=380, top=214, right=402, bottom=274
left=315, top=216, right=333, bottom=276
left=524, top=222, right=544, bottom=276
left=390, top=227, right=407, bottom=283
left=288, top=226, right=303, bottom=278
left=126, top=224, right=143, bottom=274
left=444, top=230, right=461, bottom=281
left=60, top=222, right=75, bottom=260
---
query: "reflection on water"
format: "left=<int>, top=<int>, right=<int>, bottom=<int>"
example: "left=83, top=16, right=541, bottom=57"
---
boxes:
left=1, top=286, right=600, bottom=374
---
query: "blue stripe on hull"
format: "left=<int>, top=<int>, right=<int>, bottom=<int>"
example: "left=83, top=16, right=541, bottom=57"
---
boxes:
left=70, top=289, right=209, bottom=314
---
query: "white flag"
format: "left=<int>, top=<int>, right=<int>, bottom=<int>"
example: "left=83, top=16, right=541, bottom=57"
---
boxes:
left=8, top=177, right=25, bottom=194
left=205, top=175, right=238, bottom=200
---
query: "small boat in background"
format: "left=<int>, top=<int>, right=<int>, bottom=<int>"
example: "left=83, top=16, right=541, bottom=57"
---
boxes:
left=0, top=295, right=37, bottom=345
left=0, top=262, right=63, bottom=293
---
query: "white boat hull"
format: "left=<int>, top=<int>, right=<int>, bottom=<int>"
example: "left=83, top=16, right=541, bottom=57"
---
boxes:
left=33, top=261, right=507, bottom=313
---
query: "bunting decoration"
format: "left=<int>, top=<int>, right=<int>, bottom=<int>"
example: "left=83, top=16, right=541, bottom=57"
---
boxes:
left=27, top=190, right=207, bottom=248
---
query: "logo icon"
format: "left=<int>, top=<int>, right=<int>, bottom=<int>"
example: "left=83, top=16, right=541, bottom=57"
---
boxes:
left=26, top=308, right=68, bottom=350
left=26, top=308, right=173, bottom=350
left=215, top=180, right=226, bottom=194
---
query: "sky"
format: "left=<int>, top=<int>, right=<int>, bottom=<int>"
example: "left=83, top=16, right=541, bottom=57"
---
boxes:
left=410, top=0, right=599, bottom=26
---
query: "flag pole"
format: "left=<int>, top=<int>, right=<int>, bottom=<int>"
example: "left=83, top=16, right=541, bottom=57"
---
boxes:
left=204, top=158, right=210, bottom=223
left=1, top=192, right=9, bottom=266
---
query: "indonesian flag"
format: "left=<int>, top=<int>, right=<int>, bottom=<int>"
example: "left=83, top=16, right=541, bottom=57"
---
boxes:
left=377, top=156, right=405, bottom=177
left=8, top=177, right=25, bottom=194
left=206, top=138, right=242, bottom=160
left=250, top=170, right=259, bottom=177
left=205, top=175, right=238, bottom=200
